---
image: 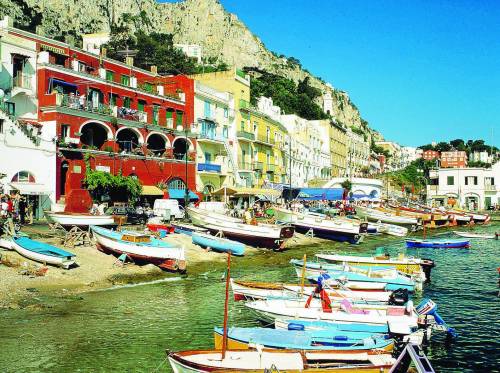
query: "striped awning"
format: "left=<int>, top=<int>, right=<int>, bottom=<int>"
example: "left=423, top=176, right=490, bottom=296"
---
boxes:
left=141, top=185, right=164, bottom=196
left=40, top=44, right=68, bottom=56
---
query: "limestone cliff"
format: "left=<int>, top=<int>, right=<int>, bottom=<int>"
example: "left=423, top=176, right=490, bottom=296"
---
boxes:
left=2, top=0, right=367, bottom=131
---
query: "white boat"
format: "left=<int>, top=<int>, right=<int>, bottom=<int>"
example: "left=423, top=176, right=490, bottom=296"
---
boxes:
left=186, top=207, right=294, bottom=250
left=355, top=206, right=420, bottom=228
left=45, top=211, right=115, bottom=227
left=283, top=285, right=392, bottom=303
left=10, top=236, right=76, bottom=269
left=244, top=298, right=418, bottom=332
left=453, top=231, right=496, bottom=239
left=315, top=253, right=433, bottom=281
left=168, top=349, right=396, bottom=372
left=0, top=237, right=12, bottom=250
left=90, top=226, right=186, bottom=272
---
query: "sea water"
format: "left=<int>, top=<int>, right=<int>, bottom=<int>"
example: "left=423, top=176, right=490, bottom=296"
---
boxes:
left=0, top=224, right=499, bottom=372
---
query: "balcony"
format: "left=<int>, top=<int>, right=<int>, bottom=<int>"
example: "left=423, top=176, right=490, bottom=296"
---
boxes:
left=485, top=185, right=497, bottom=192
left=255, top=134, right=274, bottom=146
left=238, top=162, right=253, bottom=171
left=197, top=131, right=225, bottom=145
left=253, top=162, right=264, bottom=171
left=265, top=164, right=275, bottom=173
left=239, top=99, right=250, bottom=109
left=236, top=130, right=255, bottom=141
left=197, top=163, right=221, bottom=173
left=13, top=73, right=33, bottom=90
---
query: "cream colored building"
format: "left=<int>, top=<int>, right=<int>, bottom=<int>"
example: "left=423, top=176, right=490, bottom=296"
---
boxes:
left=347, top=128, right=370, bottom=176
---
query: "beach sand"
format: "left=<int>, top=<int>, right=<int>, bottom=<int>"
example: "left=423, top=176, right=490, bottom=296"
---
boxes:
left=0, top=224, right=321, bottom=308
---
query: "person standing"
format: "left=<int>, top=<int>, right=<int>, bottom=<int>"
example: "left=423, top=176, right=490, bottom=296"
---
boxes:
left=18, top=197, right=27, bottom=224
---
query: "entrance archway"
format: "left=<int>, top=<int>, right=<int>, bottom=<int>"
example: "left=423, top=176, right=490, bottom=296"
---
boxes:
left=147, top=133, right=168, bottom=156
left=116, top=128, right=140, bottom=153
left=80, top=122, right=110, bottom=149
left=60, top=161, right=69, bottom=196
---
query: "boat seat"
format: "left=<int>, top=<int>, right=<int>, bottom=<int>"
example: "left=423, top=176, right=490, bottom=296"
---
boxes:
left=387, top=307, right=406, bottom=316
left=340, top=299, right=368, bottom=315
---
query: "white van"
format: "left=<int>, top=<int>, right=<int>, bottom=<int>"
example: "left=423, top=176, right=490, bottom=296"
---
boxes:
left=153, top=199, right=185, bottom=220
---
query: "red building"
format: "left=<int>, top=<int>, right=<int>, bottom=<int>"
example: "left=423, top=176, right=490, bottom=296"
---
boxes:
left=8, top=28, right=198, bottom=209
left=422, top=150, right=440, bottom=161
left=440, top=151, right=467, bottom=168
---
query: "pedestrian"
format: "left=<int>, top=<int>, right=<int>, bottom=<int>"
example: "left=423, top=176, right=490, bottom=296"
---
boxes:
left=27, top=202, right=34, bottom=224
left=0, top=197, right=7, bottom=218
left=18, top=197, right=27, bottom=224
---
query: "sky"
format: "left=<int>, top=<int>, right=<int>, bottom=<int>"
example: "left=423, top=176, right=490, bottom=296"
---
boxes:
left=162, top=1, right=499, bottom=147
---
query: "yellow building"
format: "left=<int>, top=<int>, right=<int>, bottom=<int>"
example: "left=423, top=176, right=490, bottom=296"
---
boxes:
left=243, top=108, right=288, bottom=187
left=330, top=121, right=348, bottom=177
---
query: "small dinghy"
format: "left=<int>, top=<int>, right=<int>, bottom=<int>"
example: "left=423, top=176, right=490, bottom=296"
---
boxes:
left=192, top=232, right=245, bottom=256
left=171, top=222, right=208, bottom=236
left=406, top=238, right=470, bottom=249
left=10, top=236, right=76, bottom=269
left=213, top=326, right=394, bottom=352
left=453, top=231, right=496, bottom=239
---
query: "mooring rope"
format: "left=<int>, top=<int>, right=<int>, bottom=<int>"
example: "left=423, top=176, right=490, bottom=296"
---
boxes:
left=150, top=357, right=168, bottom=373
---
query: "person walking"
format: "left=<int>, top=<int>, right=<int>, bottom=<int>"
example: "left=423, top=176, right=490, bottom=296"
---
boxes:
left=18, top=197, right=27, bottom=224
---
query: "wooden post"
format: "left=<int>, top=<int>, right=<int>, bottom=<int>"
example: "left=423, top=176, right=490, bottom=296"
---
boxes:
left=221, top=252, right=231, bottom=360
left=423, top=222, right=426, bottom=239
left=300, top=254, right=307, bottom=296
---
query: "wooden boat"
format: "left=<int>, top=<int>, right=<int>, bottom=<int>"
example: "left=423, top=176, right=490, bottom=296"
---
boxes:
left=90, top=226, right=186, bottom=272
left=355, top=206, right=420, bottom=229
left=290, top=260, right=418, bottom=292
left=10, top=236, right=75, bottom=269
left=405, top=238, right=470, bottom=249
left=171, top=222, right=208, bottom=236
left=230, top=279, right=395, bottom=303
left=167, top=349, right=396, bottom=372
left=187, top=206, right=294, bottom=250
left=192, top=232, right=245, bottom=256
left=453, top=231, right=496, bottom=239
left=315, top=253, right=434, bottom=282
left=146, top=217, right=175, bottom=234
left=45, top=211, right=115, bottom=227
left=274, top=207, right=365, bottom=244
left=213, top=327, right=394, bottom=352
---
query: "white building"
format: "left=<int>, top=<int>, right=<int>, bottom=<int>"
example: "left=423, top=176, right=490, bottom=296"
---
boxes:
left=400, top=146, right=420, bottom=168
left=0, top=18, right=57, bottom=217
left=346, top=128, right=370, bottom=176
left=193, top=81, right=236, bottom=195
left=82, top=33, right=110, bottom=55
left=427, top=162, right=500, bottom=210
left=470, top=151, right=493, bottom=164
left=174, top=44, right=203, bottom=63
left=256, top=96, right=281, bottom=122
left=310, top=120, right=332, bottom=181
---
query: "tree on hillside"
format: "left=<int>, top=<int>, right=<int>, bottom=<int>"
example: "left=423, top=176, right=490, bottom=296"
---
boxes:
left=434, top=142, right=451, bottom=152
left=450, top=139, right=464, bottom=148
left=418, top=144, right=435, bottom=151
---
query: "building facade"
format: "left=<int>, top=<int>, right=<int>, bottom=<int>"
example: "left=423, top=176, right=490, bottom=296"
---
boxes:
left=440, top=151, right=467, bottom=168
left=427, top=162, right=499, bottom=210
left=347, top=128, right=370, bottom=176
left=1, top=18, right=198, bottom=211
left=422, top=149, right=440, bottom=161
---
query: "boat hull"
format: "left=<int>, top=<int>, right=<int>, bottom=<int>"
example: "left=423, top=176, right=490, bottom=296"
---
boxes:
left=192, top=233, right=245, bottom=256
left=405, top=239, right=470, bottom=249
left=45, top=212, right=115, bottom=227
left=10, top=237, right=75, bottom=269
left=293, top=224, right=363, bottom=244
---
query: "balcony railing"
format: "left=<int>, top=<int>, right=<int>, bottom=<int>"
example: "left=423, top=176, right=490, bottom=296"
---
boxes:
left=265, top=164, right=275, bottom=173
left=197, top=163, right=221, bottom=173
left=198, top=131, right=224, bottom=142
left=236, top=130, right=255, bottom=141
left=253, top=162, right=264, bottom=171
left=13, top=73, right=33, bottom=90
left=485, top=185, right=496, bottom=191
left=238, top=162, right=253, bottom=170
left=255, top=134, right=274, bottom=145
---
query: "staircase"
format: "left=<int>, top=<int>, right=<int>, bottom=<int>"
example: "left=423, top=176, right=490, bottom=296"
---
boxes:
left=223, top=139, right=242, bottom=186
left=389, top=343, right=435, bottom=373
left=0, top=105, right=40, bottom=146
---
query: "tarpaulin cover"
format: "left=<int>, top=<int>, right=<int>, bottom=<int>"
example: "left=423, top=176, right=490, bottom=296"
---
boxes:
left=167, top=189, right=199, bottom=200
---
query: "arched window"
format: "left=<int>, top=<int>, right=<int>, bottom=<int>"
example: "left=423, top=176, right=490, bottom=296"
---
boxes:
left=202, top=184, right=215, bottom=201
left=167, top=178, right=186, bottom=190
left=11, top=171, right=35, bottom=183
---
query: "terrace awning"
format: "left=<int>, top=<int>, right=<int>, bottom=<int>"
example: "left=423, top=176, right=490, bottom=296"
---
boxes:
left=141, top=185, right=164, bottom=196
left=9, top=182, right=50, bottom=195
left=167, top=188, right=199, bottom=200
left=48, top=78, right=78, bottom=93
left=297, top=188, right=344, bottom=201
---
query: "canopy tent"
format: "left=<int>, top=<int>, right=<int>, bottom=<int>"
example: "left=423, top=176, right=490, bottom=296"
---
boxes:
left=167, top=188, right=199, bottom=200
left=48, top=78, right=78, bottom=94
left=140, top=185, right=164, bottom=196
left=9, top=182, right=50, bottom=196
left=296, top=188, right=344, bottom=201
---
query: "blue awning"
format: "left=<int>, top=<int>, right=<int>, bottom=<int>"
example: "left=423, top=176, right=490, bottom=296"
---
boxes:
left=48, top=78, right=78, bottom=93
left=297, top=188, right=344, bottom=201
left=168, top=188, right=199, bottom=200
left=350, top=193, right=379, bottom=201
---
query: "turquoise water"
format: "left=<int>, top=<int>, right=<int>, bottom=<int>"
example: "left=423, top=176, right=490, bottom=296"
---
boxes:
left=1, top=225, right=499, bottom=372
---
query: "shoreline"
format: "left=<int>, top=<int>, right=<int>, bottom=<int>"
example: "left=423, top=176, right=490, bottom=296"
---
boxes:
left=0, top=224, right=326, bottom=309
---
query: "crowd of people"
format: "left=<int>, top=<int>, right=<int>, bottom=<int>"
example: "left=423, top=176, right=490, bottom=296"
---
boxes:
left=0, top=193, right=34, bottom=224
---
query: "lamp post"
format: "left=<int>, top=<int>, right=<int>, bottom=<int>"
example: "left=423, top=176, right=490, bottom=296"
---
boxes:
left=176, top=123, right=198, bottom=220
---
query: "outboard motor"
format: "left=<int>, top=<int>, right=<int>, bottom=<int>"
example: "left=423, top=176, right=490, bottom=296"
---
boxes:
left=388, top=288, right=409, bottom=306
left=359, top=223, right=369, bottom=234
left=420, top=259, right=435, bottom=282
left=416, top=298, right=457, bottom=338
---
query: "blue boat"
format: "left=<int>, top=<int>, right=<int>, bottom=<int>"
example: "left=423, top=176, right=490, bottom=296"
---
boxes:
left=406, top=238, right=470, bottom=249
left=275, top=319, right=390, bottom=334
left=11, top=236, right=76, bottom=269
left=213, top=327, right=393, bottom=351
left=171, top=222, right=208, bottom=236
left=192, top=232, right=245, bottom=256
left=291, top=259, right=416, bottom=292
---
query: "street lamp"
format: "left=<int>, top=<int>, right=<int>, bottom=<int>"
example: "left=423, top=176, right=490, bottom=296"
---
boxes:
left=176, top=123, right=198, bottom=220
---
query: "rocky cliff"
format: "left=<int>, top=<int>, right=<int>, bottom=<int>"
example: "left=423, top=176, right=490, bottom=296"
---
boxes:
left=3, top=0, right=367, bottom=131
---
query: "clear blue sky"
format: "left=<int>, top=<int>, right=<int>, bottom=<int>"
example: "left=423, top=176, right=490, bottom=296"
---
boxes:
left=162, top=1, right=499, bottom=147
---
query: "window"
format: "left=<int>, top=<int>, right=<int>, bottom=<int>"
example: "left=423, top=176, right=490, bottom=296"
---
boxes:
left=224, top=108, right=228, bottom=118
left=152, top=105, right=160, bottom=125
left=109, top=93, right=118, bottom=106
left=137, top=100, right=146, bottom=112
left=105, top=70, right=114, bottom=81
left=168, top=178, right=186, bottom=190
left=121, top=75, right=130, bottom=86
left=123, top=97, right=131, bottom=108
left=240, top=121, right=245, bottom=131
left=11, top=171, right=35, bottom=183
left=205, top=152, right=212, bottom=163
left=447, top=176, right=454, bottom=185
left=176, top=111, right=184, bottom=126
left=0, top=119, right=3, bottom=134
left=204, top=100, right=211, bottom=118
left=222, top=125, right=228, bottom=138
left=266, top=127, right=270, bottom=142
left=61, top=124, right=70, bottom=139
left=166, top=109, right=174, bottom=128
left=142, top=82, right=153, bottom=93
left=465, top=176, right=478, bottom=185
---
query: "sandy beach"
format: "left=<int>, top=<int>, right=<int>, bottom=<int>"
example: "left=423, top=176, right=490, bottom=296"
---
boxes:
left=0, top=224, right=323, bottom=309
